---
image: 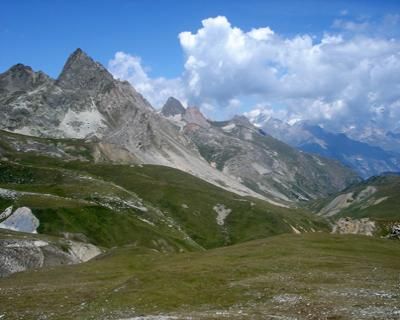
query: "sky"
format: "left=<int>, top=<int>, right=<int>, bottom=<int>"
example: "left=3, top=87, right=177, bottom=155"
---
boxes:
left=1, top=0, right=400, bottom=133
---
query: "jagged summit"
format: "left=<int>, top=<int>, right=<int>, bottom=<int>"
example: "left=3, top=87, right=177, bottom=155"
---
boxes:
left=0, top=63, right=51, bottom=94
left=56, top=48, right=114, bottom=90
left=161, top=97, right=185, bottom=117
left=7, top=63, right=33, bottom=73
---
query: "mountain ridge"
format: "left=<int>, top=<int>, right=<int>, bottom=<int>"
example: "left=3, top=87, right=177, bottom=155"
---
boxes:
left=159, top=98, right=360, bottom=202
left=0, top=49, right=359, bottom=204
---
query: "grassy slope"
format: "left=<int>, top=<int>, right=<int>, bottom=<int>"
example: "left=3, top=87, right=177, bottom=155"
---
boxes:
left=335, top=175, right=400, bottom=220
left=0, top=160, right=198, bottom=251
left=0, top=132, right=399, bottom=319
left=308, top=175, right=400, bottom=235
left=0, top=232, right=399, bottom=319
left=309, top=175, right=400, bottom=218
left=0, top=130, right=327, bottom=250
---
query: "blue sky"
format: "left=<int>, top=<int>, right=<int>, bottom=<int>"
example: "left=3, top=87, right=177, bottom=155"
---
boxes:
left=1, top=0, right=400, bottom=131
left=1, top=0, right=398, bottom=77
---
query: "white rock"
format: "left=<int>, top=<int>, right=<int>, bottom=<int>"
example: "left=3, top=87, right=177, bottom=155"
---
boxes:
left=67, top=241, right=102, bottom=262
left=213, top=204, right=232, bottom=226
left=0, top=207, right=39, bottom=233
left=332, top=217, right=376, bottom=236
left=0, top=206, right=13, bottom=220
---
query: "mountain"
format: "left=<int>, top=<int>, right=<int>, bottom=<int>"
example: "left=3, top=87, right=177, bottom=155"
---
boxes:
left=248, top=115, right=400, bottom=178
left=0, top=129, right=327, bottom=268
left=163, top=104, right=359, bottom=203
left=300, top=125, right=400, bottom=179
left=161, top=96, right=186, bottom=117
left=0, top=49, right=358, bottom=204
left=344, top=124, right=400, bottom=154
left=0, top=49, right=263, bottom=200
left=0, top=48, right=140, bottom=139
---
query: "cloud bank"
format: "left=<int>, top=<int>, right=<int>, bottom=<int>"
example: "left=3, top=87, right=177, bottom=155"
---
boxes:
left=108, top=15, right=400, bottom=133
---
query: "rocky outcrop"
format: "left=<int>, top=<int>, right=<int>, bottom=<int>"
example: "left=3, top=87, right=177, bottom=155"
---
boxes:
left=0, top=206, right=101, bottom=277
left=0, top=206, right=13, bottom=220
left=0, top=236, right=102, bottom=277
left=389, top=224, right=400, bottom=239
left=332, top=217, right=376, bottom=236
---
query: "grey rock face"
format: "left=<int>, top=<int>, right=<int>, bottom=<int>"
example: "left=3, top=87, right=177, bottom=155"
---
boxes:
left=0, top=236, right=102, bottom=277
left=161, top=97, right=185, bottom=117
left=0, top=64, right=50, bottom=95
left=56, top=48, right=115, bottom=91
left=183, top=107, right=210, bottom=129
left=0, top=48, right=152, bottom=139
left=0, top=239, right=50, bottom=277
left=0, top=64, right=54, bottom=133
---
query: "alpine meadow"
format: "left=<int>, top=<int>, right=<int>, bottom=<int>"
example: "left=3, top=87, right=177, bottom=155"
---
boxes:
left=1, top=1, right=400, bottom=319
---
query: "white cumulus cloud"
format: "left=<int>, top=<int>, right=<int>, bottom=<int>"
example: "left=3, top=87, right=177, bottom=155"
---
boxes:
left=108, top=15, right=400, bottom=133
left=108, top=52, right=186, bottom=108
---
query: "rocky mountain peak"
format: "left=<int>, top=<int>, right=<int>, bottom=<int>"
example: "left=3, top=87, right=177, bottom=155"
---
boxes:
left=7, top=63, right=33, bottom=74
left=56, top=48, right=114, bottom=91
left=183, top=107, right=210, bottom=128
left=0, top=63, right=51, bottom=94
left=232, top=115, right=254, bottom=128
left=161, top=97, right=185, bottom=117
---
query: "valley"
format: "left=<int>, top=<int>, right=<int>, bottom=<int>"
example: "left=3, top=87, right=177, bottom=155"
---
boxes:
left=0, top=48, right=399, bottom=320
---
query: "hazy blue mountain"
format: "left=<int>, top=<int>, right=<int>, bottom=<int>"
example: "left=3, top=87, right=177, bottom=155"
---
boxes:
left=248, top=114, right=400, bottom=179
left=299, top=124, right=400, bottom=178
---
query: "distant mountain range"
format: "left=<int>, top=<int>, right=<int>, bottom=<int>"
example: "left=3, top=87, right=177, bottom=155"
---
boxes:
left=344, top=125, right=400, bottom=154
left=246, top=114, right=400, bottom=179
